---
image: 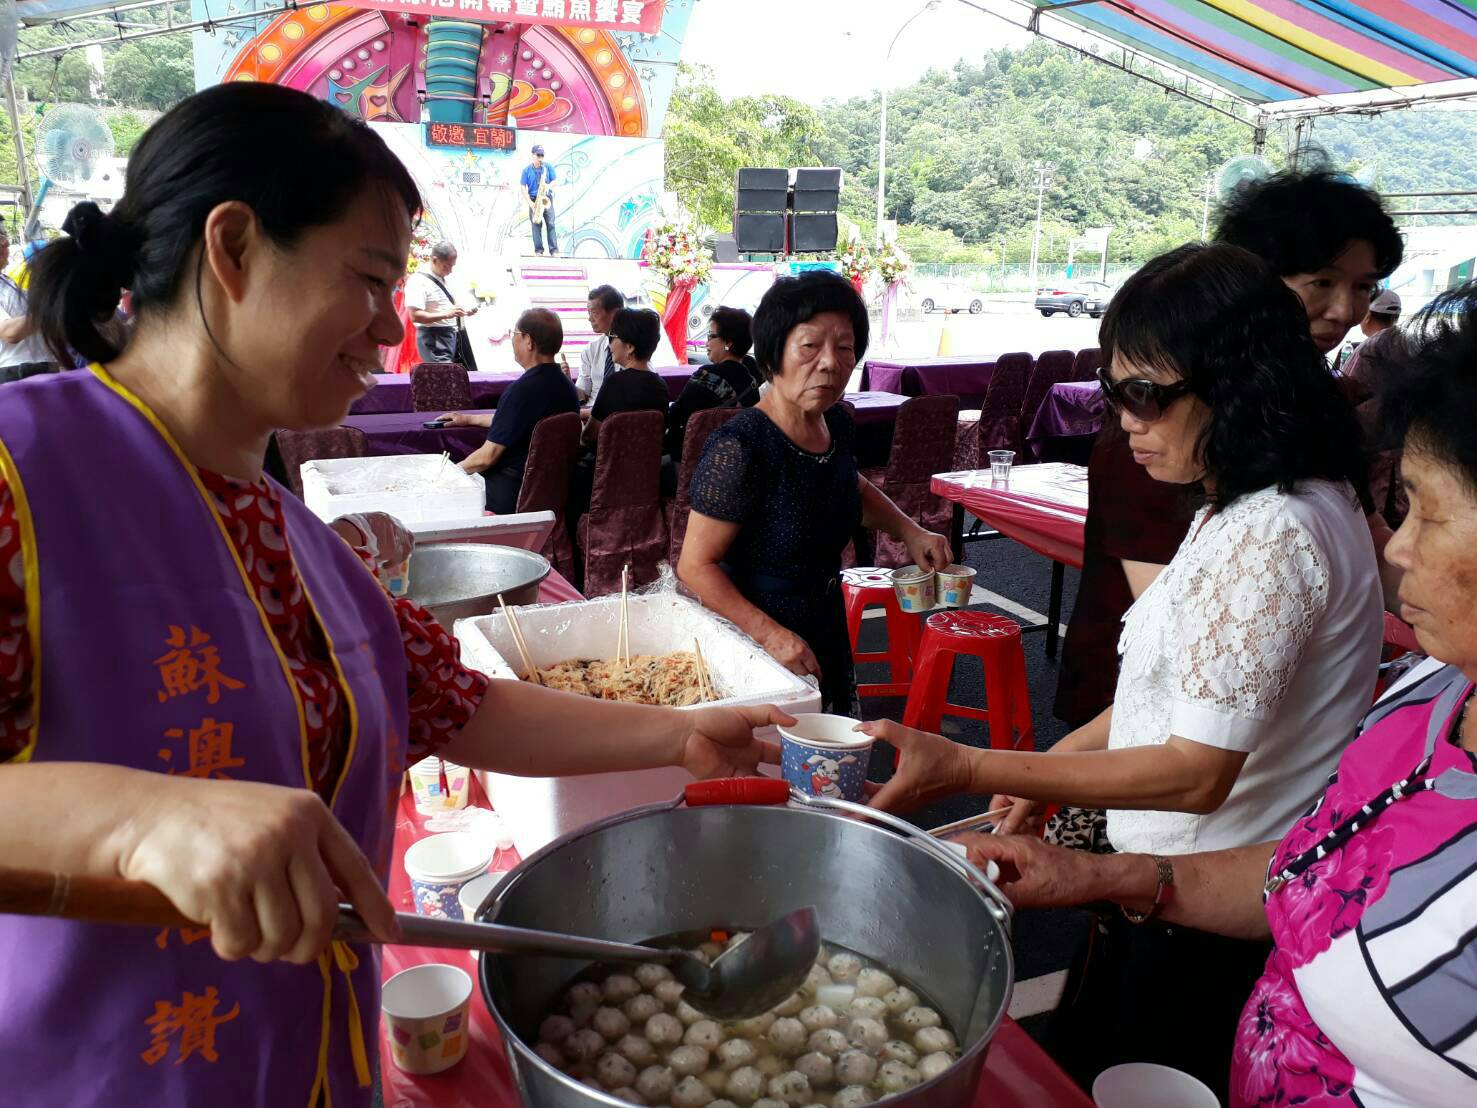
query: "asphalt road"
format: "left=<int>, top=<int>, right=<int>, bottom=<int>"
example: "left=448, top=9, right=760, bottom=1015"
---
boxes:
left=875, top=298, right=1104, bottom=363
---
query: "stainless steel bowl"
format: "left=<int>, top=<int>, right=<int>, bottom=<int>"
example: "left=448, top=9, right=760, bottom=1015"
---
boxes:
left=479, top=791, right=1014, bottom=1107
left=406, top=543, right=551, bottom=624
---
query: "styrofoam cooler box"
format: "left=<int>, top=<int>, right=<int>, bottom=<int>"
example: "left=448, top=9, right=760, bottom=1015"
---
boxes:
left=301, top=455, right=485, bottom=525
left=455, top=593, right=820, bottom=856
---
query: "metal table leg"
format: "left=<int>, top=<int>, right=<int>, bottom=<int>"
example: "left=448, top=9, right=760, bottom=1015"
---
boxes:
left=1046, top=560, right=1065, bottom=659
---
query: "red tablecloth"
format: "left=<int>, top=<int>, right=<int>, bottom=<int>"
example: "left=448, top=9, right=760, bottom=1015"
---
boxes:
left=380, top=557, right=1091, bottom=1107
left=864, top=356, right=997, bottom=406
left=340, top=412, right=489, bottom=462
left=1026, top=381, right=1103, bottom=461
left=933, top=463, right=1088, bottom=568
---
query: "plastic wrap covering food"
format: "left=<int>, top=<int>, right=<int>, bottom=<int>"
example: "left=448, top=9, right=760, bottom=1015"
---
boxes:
left=301, top=454, right=486, bottom=525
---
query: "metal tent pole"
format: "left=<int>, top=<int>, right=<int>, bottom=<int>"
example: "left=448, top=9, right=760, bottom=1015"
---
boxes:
left=4, top=68, right=32, bottom=230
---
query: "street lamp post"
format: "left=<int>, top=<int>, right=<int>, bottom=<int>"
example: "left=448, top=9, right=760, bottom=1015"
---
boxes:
left=876, top=0, right=940, bottom=248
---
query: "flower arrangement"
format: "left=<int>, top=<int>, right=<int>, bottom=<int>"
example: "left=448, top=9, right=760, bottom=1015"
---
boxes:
left=643, top=220, right=714, bottom=287
left=837, top=240, right=875, bottom=285
left=875, top=239, right=911, bottom=286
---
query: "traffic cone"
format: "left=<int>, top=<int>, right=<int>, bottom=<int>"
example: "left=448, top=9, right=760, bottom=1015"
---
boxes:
left=937, top=326, right=955, bottom=356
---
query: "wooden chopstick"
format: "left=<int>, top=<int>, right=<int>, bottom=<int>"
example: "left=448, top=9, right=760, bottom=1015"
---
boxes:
left=693, top=638, right=714, bottom=702
left=928, top=804, right=1017, bottom=839
left=499, top=596, right=541, bottom=685
left=619, top=564, right=631, bottom=667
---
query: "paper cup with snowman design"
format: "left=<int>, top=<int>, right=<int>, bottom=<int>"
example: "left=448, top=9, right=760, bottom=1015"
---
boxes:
left=778, top=713, right=874, bottom=804
left=382, top=963, right=473, bottom=1075
left=404, top=831, right=492, bottom=921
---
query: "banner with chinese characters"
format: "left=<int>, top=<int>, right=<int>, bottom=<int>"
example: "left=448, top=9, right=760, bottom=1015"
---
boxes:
left=339, top=0, right=663, bottom=33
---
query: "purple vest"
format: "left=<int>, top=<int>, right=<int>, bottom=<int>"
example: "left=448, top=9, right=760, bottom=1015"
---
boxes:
left=0, top=367, right=409, bottom=1107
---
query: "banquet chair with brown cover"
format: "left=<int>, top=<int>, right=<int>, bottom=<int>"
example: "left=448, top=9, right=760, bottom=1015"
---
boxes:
left=859, top=394, right=960, bottom=568
left=954, top=352, right=1032, bottom=470
left=273, top=427, right=370, bottom=499
left=1019, top=348, right=1075, bottom=448
left=577, top=410, right=667, bottom=597
left=666, top=406, right=739, bottom=566
left=1069, top=347, right=1103, bottom=382
left=410, top=362, right=473, bottom=412
left=514, top=412, right=582, bottom=583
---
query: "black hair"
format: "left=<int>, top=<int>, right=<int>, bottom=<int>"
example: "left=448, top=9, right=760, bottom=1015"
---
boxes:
left=751, top=270, right=869, bottom=383
left=587, top=284, right=625, bottom=312
left=1368, top=310, right=1400, bottom=327
left=609, top=307, right=661, bottom=362
left=1213, top=166, right=1403, bottom=279
left=517, top=308, right=563, bottom=357
left=1379, top=283, right=1477, bottom=493
left=27, top=82, right=421, bottom=367
left=708, top=305, right=753, bottom=358
left=1101, top=241, right=1368, bottom=511
left=431, top=240, right=457, bottom=260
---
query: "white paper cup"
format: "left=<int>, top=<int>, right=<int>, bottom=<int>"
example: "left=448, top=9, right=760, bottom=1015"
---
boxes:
left=890, top=565, right=936, bottom=613
left=1093, top=1063, right=1219, bottom=1108
left=988, top=449, right=1016, bottom=481
left=457, top=871, right=504, bottom=921
left=935, top=564, right=977, bottom=609
left=408, top=757, right=470, bottom=815
left=404, top=831, right=493, bottom=921
left=382, top=963, right=473, bottom=1075
left=778, top=713, right=874, bottom=803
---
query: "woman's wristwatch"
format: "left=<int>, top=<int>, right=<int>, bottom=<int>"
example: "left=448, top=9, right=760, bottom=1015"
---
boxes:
left=1121, top=854, right=1176, bottom=924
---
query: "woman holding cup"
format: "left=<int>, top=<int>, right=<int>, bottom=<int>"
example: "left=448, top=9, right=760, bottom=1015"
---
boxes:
left=866, top=242, right=1382, bottom=1097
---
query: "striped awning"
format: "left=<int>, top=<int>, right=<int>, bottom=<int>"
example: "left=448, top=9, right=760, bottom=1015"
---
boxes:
left=1026, top=0, right=1477, bottom=106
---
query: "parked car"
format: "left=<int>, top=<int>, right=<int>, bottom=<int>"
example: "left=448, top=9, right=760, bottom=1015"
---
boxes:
left=915, top=281, right=984, bottom=315
left=1035, top=280, right=1113, bottom=318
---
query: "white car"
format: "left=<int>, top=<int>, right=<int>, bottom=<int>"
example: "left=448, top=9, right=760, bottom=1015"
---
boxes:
left=914, top=282, right=984, bottom=315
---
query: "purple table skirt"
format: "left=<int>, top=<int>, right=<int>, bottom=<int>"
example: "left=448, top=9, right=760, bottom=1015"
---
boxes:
left=862, top=356, right=996, bottom=407
left=1027, top=381, right=1103, bottom=458
left=353, top=367, right=695, bottom=414
left=340, top=412, right=488, bottom=461
left=846, top=390, right=907, bottom=426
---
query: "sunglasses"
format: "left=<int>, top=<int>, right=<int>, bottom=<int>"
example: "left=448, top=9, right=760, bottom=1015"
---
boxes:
left=1096, top=366, right=1193, bottom=423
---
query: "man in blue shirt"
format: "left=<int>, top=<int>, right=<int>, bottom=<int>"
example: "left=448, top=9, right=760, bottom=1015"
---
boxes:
left=448, top=308, right=578, bottom=513
left=519, top=145, right=558, bottom=257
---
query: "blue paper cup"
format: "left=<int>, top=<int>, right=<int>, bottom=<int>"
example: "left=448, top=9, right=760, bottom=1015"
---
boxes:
left=404, top=831, right=492, bottom=921
left=778, top=713, right=874, bottom=804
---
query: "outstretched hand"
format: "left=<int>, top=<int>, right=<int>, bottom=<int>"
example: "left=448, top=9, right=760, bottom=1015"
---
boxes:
left=954, top=831, right=1109, bottom=910
left=857, top=718, right=973, bottom=813
left=679, top=704, right=791, bottom=779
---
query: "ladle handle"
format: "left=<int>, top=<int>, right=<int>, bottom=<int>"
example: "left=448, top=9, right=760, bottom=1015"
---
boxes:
left=685, top=778, right=791, bottom=807
left=0, top=866, right=199, bottom=929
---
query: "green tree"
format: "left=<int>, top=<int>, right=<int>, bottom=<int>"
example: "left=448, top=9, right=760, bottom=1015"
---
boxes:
left=104, top=38, right=195, bottom=112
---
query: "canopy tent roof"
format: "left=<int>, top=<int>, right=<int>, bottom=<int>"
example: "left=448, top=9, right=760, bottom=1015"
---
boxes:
left=1020, top=0, right=1477, bottom=115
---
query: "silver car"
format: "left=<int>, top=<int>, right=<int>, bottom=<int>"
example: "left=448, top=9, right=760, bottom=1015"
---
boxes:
left=1034, top=280, right=1113, bottom=318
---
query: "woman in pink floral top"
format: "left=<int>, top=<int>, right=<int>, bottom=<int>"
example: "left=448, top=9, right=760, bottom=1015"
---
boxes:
left=966, top=286, right=1477, bottom=1107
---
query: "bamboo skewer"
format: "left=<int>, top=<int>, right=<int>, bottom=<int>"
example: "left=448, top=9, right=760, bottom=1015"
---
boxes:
left=499, top=596, right=541, bottom=685
left=928, top=804, right=1018, bottom=839
left=693, top=638, right=714, bottom=702
left=619, top=564, right=631, bottom=667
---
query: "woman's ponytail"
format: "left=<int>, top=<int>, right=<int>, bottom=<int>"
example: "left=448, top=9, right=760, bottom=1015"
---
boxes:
left=26, top=200, right=140, bottom=366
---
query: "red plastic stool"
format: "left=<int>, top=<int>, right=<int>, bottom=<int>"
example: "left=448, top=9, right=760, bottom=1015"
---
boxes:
left=901, top=611, right=1033, bottom=751
left=842, top=568, right=920, bottom=699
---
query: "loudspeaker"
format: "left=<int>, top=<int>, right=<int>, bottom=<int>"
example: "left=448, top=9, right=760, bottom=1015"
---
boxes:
left=793, top=167, right=842, bottom=212
left=734, top=212, right=786, bottom=253
left=736, top=167, right=789, bottom=213
left=789, top=211, right=838, bottom=253
left=709, top=233, right=739, bottom=263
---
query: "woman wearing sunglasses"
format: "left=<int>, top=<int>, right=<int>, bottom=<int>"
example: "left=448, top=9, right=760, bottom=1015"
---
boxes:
left=863, top=242, right=1382, bottom=1098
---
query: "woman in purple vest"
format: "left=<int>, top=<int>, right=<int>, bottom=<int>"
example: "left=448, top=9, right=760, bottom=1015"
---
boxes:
left=0, top=84, right=786, bottom=1108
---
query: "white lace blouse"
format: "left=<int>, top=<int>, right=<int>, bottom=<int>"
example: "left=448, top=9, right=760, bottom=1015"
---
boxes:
left=1106, top=479, right=1383, bottom=855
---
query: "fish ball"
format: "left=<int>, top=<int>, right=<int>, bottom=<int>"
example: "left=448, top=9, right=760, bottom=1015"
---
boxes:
left=539, top=1015, right=576, bottom=1045
left=668, top=1044, right=711, bottom=1077
left=919, top=1051, right=954, bottom=1081
left=877, top=1060, right=923, bottom=1093
left=604, top=974, right=642, bottom=1004
left=755, top=1054, right=786, bottom=1078
left=914, top=1027, right=957, bottom=1055
left=826, top=953, right=862, bottom=983
left=635, top=963, right=673, bottom=989
left=801, top=964, right=833, bottom=995
left=717, top=1038, right=759, bottom=1071
left=733, top=1012, right=776, bottom=1038
left=655, top=979, right=687, bottom=1006
left=676, top=1000, right=706, bottom=1026
left=623, top=994, right=663, bottom=1023
left=766, top=1071, right=813, bottom=1106
left=723, top=1065, right=765, bottom=1103
left=671, top=1075, right=716, bottom=1107
left=699, top=941, right=725, bottom=961
left=846, top=997, right=887, bottom=1022
left=798, top=1005, right=838, bottom=1032
left=833, top=1050, right=877, bottom=1087
left=703, top=1069, right=730, bottom=1093
left=846, top=1018, right=887, bottom=1053
left=767, top=1017, right=807, bottom=1056
left=616, top=1034, right=659, bottom=1067
left=833, top=1087, right=875, bottom=1108
left=882, top=986, right=920, bottom=1015
left=898, top=1006, right=941, bottom=1032
left=685, top=1019, right=725, bottom=1051
left=755, top=1101, right=788, bottom=1108
left=645, top=1012, right=684, bottom=1049
left=562, top=1028, right=605, bottom=1063
left=709, top=1101, right=740, bottom=1108
left=593, top=1006, right=631, bottom=1042
left=570, top=998, right=600, bottom=1028
left=806, top=1028, right=849, bottom=1059
left=636, top=1065, right=675, bottom=1102
left=854, top=968, right=896, bottom=998
left=598, top=1053, right=638, bottom=1090
left=772, top=992, right=805, bottom=1017
left=794, top=1051, right=834, bottom=1087
left=879, top=1040, right=918, bottom=1067
left=534, top=1042, right=564, bottom=1067
left=610, top=1091, right=646, bottom=1106
left=568, top=981, right=603, bottom=1008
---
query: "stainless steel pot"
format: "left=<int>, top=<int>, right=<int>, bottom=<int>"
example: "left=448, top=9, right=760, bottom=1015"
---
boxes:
left=406, top=542, right=551, bottom=624
left=478, top=781, right=1014, bottom=1107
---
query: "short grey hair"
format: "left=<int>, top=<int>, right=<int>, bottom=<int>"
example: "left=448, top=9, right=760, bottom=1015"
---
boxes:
left=431, top=240, right=457, bottom=260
